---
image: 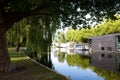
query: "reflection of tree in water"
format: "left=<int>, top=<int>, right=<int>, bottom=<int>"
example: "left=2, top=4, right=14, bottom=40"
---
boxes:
left=58, top=52, right=66, bottom=63
left=89, top=52, right=120, bottom=80
left=26, top=50, right=53, bottom=69
left=66, top=54, right=89, bottom=69
left=37, top=53, right=53, bottom=69
left=92, top=67, right=120, bottom=80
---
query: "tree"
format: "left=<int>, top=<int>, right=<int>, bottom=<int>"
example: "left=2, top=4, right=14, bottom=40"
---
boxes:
left=65, top=16, right=120, bottom=43
left=7, top=18, right=28, bottom=51
left=65, top=28, right=75, bottom=41
left=54, top=31, right=66, bottom=43
left=90, top=17, right=120, bottom=36
left=0, top=0, right=120, bottom=73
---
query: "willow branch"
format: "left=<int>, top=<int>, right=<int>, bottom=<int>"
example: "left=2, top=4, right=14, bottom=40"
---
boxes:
left=4, top=4, right=52, bottom=30
left=8, top=5, right=51, bottom=20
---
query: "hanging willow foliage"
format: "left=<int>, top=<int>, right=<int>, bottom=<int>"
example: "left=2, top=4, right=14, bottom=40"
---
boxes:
left=7, top=18, right=28, bottom=47
left=26, top=15, right=58, bottom=57
left=7, top=15, right=58, bottom=56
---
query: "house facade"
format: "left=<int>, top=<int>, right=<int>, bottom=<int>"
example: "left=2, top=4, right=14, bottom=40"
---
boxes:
left=89, top=33, right=120, bottom=53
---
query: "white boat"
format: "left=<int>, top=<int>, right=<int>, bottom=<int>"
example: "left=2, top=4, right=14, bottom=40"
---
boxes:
left=74, top=44, right=83, bottom=50
left=74, top=44, right=89, bottom=50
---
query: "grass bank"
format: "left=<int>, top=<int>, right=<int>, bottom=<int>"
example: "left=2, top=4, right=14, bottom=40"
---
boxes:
left=0, top=51, right=68, bottom=80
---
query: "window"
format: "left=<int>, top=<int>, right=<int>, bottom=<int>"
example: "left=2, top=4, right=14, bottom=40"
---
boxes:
left=117, top=56, right=120, bottom=71
left=116, top=36, right=120, bottom=51
left=101, top=47, right=105, bottom=50
left=107, top=47, right=112, bottom=51
left=88, top=39, right=92, bottom=44
left=88, top=39, right=92, bottom=47
left=101, top=54, right=105, bottom=57
left=108, top=54, right=112, bottom=58
left=117, top=36, right=120, bottom=43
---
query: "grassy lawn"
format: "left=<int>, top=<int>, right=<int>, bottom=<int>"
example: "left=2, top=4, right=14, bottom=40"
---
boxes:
left=0, top=51, right=68, bottom=80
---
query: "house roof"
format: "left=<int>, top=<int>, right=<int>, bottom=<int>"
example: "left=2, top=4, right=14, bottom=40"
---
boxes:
left=89, top=33, right=120, bottom=39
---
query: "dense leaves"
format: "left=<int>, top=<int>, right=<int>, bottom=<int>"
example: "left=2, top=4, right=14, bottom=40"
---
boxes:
left=65, top=17, right=120, bottom=43
left=7, top=18, right=28, bottom=47
left=7, top=15, right=58, bottom=54
left=54, top=30, right=67, bottom=43
left=2, top=0, right=120, bottom=29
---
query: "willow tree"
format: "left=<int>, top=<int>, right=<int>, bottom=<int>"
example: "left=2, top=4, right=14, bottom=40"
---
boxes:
left=0, top=0, right=120, bottom=73
left=7, top=18, right=28, bottom=51
left=26, top=15, right=58, bottom=56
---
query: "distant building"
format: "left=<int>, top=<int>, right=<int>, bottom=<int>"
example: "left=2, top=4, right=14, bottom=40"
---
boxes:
left=89, top=33, right=120, bottom=53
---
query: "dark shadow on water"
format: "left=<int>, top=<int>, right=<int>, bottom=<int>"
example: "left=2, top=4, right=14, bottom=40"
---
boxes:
left=36, top=53, right=53, bottom=69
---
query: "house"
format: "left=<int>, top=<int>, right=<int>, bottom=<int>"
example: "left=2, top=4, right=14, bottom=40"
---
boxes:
left=88, top=33, right=120, bottom=53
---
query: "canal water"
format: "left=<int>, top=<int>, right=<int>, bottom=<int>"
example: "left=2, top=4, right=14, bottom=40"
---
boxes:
left=33, top=48, right=120, bottom=80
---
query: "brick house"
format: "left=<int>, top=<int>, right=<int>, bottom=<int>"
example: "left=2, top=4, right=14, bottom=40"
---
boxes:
left=89, top=33, right=120, bottom=53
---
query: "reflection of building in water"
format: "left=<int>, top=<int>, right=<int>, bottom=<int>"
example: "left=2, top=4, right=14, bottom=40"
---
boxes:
left=88, top=33, right=120, bottom=53
left=52, top=47, right=90, bottom=56
left=90, top=52, right=120, bottom=72
left=74, top=50, right=90, bottom=56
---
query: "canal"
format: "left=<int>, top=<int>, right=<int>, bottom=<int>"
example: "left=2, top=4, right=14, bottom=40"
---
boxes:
left=32, top=48, right=120, bottom=80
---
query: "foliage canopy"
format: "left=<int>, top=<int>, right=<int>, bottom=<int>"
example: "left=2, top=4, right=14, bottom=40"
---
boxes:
left=65, top=17, right=120, bottom=43
left=1, top=0, right=120, bottom=29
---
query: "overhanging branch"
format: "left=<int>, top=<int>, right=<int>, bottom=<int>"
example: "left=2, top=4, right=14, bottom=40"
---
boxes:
left=5, top=4, right=52, bottom=30
left=4, top=3, right=69, bottom=30
left=7, top=4, right=51, bottom=21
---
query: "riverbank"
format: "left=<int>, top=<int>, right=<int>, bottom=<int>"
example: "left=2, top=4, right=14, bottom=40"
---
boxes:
left=0, top=50, right=68, bottom=80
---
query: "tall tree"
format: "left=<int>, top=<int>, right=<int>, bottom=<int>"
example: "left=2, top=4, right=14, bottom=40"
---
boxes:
left=0, top=0, right=120, bottom=73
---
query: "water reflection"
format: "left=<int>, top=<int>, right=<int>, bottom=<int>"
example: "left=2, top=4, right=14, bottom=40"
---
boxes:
left=51, top=48, right=102, bottom=80
left=30, top=48, right=120, bottom=80
left=90, top=52, right=120, bottom=72
left=90, top=52, right=120, bottom=80
left=66, top=55, right=89, bottom=69
left=29, top=52, right=53, bottom=69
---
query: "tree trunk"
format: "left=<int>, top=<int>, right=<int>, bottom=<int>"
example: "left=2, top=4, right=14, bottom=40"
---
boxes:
left=0, top=15, right=15, bottom=73
left=16, top=42, right=21, bottom=52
